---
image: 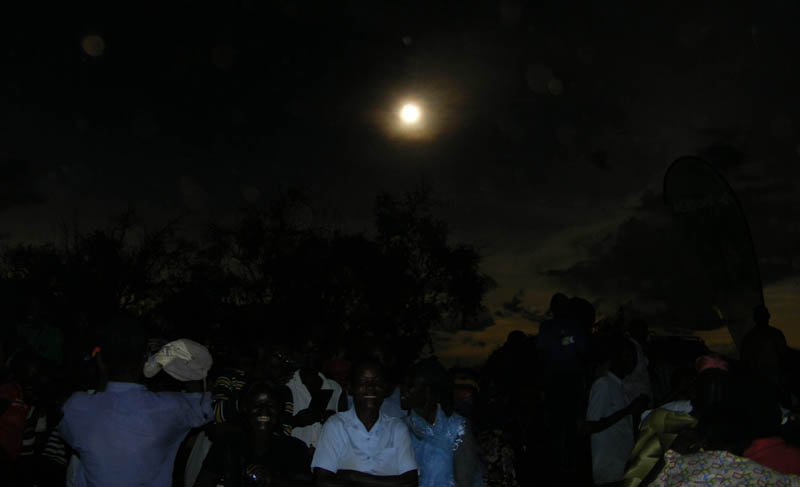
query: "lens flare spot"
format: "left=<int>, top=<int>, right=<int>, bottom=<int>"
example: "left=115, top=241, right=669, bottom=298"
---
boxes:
left=81, top=35, right=106, bottom=57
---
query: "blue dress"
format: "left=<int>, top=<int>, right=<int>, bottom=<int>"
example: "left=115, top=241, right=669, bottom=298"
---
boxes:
left=406, top=405, right=481, bottom=487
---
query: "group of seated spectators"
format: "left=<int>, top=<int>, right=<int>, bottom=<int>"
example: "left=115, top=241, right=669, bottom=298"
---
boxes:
left=1, top=296, right=799, bottom=486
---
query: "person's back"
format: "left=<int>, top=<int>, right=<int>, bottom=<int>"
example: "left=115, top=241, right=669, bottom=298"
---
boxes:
left=59, top=315, right=212, bottom=487
left=61, top=383, right=211, bottom=487
left=537, top=295, right=586, bottom=376
left=536, top=294, right=587, bottom=478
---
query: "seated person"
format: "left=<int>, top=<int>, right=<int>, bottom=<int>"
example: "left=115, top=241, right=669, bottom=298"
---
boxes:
left=400, top=357, right=482, bottom=487
left=312, top=360, right=418, bottom=487
left=195, top=380, right=311, bottom=487
left=738, top=373, right=800, bottom=476
left=649, top=384, right=799, bottom=487
left=284, top=344, right=348, bottom=450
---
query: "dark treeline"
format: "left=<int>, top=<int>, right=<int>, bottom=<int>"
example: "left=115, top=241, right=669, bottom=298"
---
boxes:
left=0, top=187, right=494, bottom=373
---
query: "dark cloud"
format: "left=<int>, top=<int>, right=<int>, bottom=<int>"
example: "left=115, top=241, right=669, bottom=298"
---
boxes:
left=547, top=148, right=800, bottom=330
left=495, top=289, right=548, bottom=323
left=460, top=335, right=487, bottom=348
left=547, top=212, right=723, bottom=329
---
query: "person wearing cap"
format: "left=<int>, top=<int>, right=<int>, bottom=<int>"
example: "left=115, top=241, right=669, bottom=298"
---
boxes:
left=59, top=315, right=212, bottom=487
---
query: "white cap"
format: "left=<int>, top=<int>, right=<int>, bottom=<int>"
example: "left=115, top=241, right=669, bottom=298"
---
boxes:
left=143, top=339, right=213, bottom=382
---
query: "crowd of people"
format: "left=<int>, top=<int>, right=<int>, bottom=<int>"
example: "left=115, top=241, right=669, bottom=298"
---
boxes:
left=1, top=294, right=799, bottom=486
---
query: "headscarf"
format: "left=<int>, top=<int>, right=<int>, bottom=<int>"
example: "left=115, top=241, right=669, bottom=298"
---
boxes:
left=694, top=354, right=729, bottom=375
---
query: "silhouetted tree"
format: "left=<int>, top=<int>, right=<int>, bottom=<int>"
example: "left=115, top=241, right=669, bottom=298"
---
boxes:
left=0, top=187, right=496, bottom=366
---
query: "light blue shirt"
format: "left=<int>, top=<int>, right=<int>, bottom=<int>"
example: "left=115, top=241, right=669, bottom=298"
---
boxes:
left=406, top=405, right=480, bottom=487
left=60, top=381, right=212, bottom=487
left=311, top=408, right=417, bottom=476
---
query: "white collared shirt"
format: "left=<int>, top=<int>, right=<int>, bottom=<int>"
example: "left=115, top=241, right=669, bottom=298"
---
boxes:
left=587, top=372, right=634, bottom=486
left=311, top=409, right=418, bottom=476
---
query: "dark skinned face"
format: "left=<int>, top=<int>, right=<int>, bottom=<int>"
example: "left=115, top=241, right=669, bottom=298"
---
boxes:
left=614, top=341, right=638, bottom=378
left=351, top=365, right=387, bottom=413
left=400, top=376, right=427, bottom=412
left=267, top=348, right=296, bottom=384
left=244, top=389, right=279, bottom=433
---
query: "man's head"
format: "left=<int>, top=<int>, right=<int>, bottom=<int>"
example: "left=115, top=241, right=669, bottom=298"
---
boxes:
left=549, top=293, right=570, bottom=320
left=400, top=357, right=452, bottom=415
left=753, top=304, right=770, bottom=327
left=569, top=297, right=596, bottom=331
left=629, top=319, right=648, bottom=345
left=363, top=341, right=402, bottom=386
left=350, top=360, right=387, bottom=415
left=241, top=380, right=280, bottom=434
left=98, top=314, right=148, bottom=382
left=609, top=336, right=637, bottom=379
left=266, top=344, right=299, bottom=384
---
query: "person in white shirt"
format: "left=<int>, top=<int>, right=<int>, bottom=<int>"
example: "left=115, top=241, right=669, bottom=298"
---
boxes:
left=622, top=320, right=653, bottom=408
left=586, top=336, right=648, bottom=486
left=312, top=360, right=418, bottom=487
left=285, top=366, right=347, bottom=449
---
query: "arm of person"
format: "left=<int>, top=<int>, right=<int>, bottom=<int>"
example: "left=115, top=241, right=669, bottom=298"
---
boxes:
left=337, top=469, right=418, bottom=487
left=179, top=390, right=214, bottom=428
left=193, top=440, right=224, bottom=487
left=194, top=469, right=220, bottom=487
left=311, top=415, right=346, bottom=482
left=288, top=408, right=322, bottom=427
left=453, top=421, right=482, bottom=487
left=315, top=467, right=350, bottom=487
left=585, top=394, right=648, bottom=435
left=338, top=417, right=420, bottom=487
left=58, top=395, right=79, bottom=449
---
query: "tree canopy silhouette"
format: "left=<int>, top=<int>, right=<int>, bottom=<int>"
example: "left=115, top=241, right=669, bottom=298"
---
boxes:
left=1, top=188, right=495, bottom=365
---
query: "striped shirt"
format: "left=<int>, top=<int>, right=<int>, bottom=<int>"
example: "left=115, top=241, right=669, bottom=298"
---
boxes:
left=41, top=427, right=70, bottom=466
left=211, top=368, right=247, bottom=424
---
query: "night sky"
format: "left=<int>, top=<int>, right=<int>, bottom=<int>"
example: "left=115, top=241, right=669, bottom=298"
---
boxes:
left=3, top=0, right=800, bottom=365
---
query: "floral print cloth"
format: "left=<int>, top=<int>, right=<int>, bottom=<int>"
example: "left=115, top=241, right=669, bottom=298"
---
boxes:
left=478, top=428, right=518, bottom=487
left=651, top=449, right=800, bottom=486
